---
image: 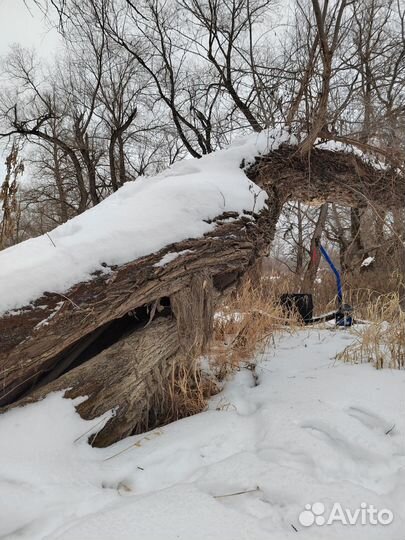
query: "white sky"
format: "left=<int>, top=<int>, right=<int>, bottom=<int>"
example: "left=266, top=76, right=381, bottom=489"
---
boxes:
left=0, top=0, right=60, bottom=55
left=0, top=0, right=61, bottom=179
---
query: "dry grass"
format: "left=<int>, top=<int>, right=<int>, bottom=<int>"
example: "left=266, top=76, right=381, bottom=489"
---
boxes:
left=275, top=266, right=405, bottom=371
left=158, top=277, right=296, bottom=426
left=208, top=278, right=298, bottom=379
left=337, top=292, right=405, bottom=369
left=261, top=266, right=405, bottom=371
left=140, top=356, right=221, bottom=431
left=163, top=361, right=221, bottom=422
left=312, top=268, right=403, bottom=318
left=159, top=268, right=405, bottom=429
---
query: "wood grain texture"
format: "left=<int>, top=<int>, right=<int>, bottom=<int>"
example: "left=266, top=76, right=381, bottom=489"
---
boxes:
left=0, top=207, right=277, bottom=407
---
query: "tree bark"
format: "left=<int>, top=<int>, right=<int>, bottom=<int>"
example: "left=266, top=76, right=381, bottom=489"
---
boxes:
left=0, top=207, right=277, bottom=409
left=295, top=202, right=305, bottom=275
left=349, top=207, right=364, bottom=268
left=52, top=142, right=69, bottom=223
left=8, top=317, right=181, bottom=447
left=301, top=203, right=328, bottom=293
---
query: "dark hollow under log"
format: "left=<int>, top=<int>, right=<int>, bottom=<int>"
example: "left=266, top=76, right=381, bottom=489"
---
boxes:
left=8, top=317, right=182, bottom=447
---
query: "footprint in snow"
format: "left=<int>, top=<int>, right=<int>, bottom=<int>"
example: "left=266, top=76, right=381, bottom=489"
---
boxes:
left=347, top=406, right=397, bottom=436
left=300, top=419, right=379, bottom=461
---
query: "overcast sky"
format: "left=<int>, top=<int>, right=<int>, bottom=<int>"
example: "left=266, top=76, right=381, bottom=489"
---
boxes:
left=0, top=0, right=60, bottom=55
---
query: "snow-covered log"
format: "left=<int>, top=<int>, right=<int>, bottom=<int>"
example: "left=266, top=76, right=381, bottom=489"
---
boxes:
left=1, top=130, right=404, bottom=445
left=0, top=209, right=277, bottom=443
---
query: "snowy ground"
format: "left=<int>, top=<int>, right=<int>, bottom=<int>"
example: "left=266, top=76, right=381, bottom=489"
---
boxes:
left=1, top=328, right=405, bottom=540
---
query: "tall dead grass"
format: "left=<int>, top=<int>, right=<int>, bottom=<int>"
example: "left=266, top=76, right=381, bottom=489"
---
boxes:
left=312, top=268, right=403, bottom=318
left=263, top=266, right=405, bottom=371
left=160, top=277, right=295, bottom=425
left=284, top=266, right=405, bottom=370
left=162, top=361, right=220, bottom=423
left=337, top=291, right=405, bottom=369
left=208, top=278, right=298, bottom=379
left=159, top=268, right=404, bottom=429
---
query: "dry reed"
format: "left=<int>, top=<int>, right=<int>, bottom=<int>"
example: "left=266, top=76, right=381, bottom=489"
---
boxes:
left=157, top=277, right=294, bottom=426
left=337, top=292, right=405, bottom=369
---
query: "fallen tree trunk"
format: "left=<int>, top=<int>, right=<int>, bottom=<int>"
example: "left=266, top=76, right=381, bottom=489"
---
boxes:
left=12, top=318, right=181, bottom=447
left=1, top=143, right=404, bottom=445
left=0, top=206, right=280, bottom=409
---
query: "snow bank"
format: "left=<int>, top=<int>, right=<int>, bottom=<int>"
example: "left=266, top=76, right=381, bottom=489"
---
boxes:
left=1, top=329, right=405, bottom=539
left=0, top=129, right=295, bottom=316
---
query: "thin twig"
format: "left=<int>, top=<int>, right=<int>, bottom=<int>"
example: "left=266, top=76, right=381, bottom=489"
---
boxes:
left=213, top=486, right=259, bottom=499
left=46, top=232, right=56, bottom=247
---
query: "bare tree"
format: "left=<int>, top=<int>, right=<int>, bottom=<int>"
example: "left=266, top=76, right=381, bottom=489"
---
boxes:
left=0, top=144, right=23, bottom=249
left=300, top=0, right=353, bottom=153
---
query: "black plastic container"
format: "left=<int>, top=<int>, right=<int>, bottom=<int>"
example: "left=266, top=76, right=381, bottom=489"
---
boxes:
left=280, top=293, right=314, bottom=324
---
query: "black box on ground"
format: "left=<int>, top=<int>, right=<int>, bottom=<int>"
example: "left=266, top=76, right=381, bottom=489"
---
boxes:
left=280, top=293, right=314, bottom=324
